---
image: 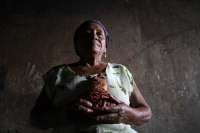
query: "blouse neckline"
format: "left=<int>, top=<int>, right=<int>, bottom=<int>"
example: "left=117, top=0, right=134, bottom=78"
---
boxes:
left=66, top=62, right=110, bottom=76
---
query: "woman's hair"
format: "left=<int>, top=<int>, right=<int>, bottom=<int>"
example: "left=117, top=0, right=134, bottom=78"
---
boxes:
left=73, top=20, right=110, bottom=55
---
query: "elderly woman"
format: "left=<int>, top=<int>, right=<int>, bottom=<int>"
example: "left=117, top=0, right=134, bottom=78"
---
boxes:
left=29, top=20, right=152, bottom=133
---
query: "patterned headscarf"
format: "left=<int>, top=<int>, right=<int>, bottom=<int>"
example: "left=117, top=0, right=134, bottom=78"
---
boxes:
left=73, top=20, right=110, bottom=48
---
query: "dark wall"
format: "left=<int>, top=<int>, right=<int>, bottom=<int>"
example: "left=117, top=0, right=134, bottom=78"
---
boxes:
left=0, top=0, right=200, bottom=133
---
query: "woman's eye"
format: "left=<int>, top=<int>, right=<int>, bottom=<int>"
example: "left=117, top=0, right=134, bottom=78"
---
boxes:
left=97, top=32, right=103, bottom=37
left=81, top=31, right=90, bottom=36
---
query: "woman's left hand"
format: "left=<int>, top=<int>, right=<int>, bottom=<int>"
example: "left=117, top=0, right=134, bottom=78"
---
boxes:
left=94, top=96, right=134, bottom=124
left=94, top=82, right=152, bottom=126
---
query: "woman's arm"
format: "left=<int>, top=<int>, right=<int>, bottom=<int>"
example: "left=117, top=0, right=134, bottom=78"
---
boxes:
left=29, top=86, right=67, bottom=130
left=95, top=81, right=152, bottom=126
left=29, top=86, right=95, bottom=130
left=128, top=81, right=152, bottom=125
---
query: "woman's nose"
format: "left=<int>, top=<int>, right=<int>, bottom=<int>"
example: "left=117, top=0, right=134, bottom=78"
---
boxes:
left=91, top=32, right=98, bottom=40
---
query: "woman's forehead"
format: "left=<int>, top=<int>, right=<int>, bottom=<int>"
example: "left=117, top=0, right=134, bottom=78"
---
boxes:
left=81, top=22, right=104, bottom=31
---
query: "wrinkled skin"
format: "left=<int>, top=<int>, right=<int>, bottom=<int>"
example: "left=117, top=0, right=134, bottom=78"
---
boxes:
left=69, top=92, right=134, bottom=124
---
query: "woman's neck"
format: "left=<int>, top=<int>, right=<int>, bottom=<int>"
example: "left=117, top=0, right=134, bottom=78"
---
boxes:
left=67, top=57, right=107, bottom=75
left=78, top=57, right=103, bottom=66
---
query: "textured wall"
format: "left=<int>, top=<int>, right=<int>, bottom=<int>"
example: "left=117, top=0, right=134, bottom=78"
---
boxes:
left=0, top=0, right=200, bottom=133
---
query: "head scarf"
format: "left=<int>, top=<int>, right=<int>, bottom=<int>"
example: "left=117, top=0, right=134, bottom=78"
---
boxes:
left=73, top=20, right=110, bottom=48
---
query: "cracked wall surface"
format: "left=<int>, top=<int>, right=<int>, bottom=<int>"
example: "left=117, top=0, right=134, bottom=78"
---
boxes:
left=0, top=0, right=200, bottom=133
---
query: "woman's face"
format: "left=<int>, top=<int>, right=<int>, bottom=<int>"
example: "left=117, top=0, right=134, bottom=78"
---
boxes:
left=75, top=22, right=106, bottom=57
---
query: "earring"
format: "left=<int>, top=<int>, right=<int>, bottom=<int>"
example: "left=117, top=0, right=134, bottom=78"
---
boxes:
left=104, top=52, right=106, bottom=58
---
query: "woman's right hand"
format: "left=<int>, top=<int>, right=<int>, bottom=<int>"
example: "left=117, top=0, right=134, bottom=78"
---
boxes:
left=67, top=98, right=94, bottom=120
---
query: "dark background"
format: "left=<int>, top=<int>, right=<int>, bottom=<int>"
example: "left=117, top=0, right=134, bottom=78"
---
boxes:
left=0, top=0, right=200, bottom=132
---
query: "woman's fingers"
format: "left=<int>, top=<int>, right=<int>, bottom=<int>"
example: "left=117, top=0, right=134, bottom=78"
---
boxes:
left=72, top=98, right=93, bottom=113
left=102, top=103, right=123, bottom=113
left=96, top=104, right=131, bottom=123
left=95, top=105, right=121, bottom=122
left=78, top=98, right=93, bottom=108
left=66, top=98, right=94, bottom=120
left=78, top=104, right=93, bottom=113
left=109, top=95, right=121, bottom=104
left=96, top=113, right=120, bottom=123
